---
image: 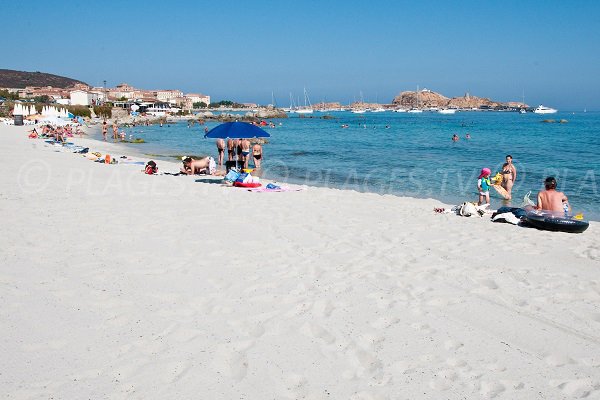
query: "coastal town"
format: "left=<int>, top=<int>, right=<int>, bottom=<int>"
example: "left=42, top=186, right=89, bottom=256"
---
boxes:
left=0, top=69, right=552, bottom=122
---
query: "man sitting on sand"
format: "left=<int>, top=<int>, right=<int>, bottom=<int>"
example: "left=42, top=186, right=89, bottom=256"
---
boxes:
left=536, top=176, right=570, bottom=212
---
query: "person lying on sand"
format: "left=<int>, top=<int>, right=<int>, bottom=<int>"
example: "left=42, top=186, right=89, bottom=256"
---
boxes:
left=180, top=157, right=225, bottom=176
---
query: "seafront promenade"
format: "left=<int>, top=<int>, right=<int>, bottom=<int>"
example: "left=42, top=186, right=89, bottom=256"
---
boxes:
left=1, top=124, right=599, bottom=399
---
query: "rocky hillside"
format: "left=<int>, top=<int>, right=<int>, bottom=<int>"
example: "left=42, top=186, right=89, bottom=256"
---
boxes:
left=0, top=69, right=87, bottom=88
left=392, top=89, right=524, bottom=109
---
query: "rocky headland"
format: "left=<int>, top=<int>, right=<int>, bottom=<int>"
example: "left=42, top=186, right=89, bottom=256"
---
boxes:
left=392, top=89, right=527, bottom=109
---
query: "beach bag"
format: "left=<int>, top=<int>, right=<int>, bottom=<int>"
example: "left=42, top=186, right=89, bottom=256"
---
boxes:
left=224, top=169, right=241, bottom=183
left=459, top=202, right=478, bottom=217
left=235, top=172, right=249, bottom=183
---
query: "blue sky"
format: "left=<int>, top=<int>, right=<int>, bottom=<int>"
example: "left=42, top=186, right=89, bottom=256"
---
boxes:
left=2, top=0, right=599, bottom=109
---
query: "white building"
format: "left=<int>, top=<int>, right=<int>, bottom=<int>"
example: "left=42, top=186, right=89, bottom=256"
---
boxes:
left=70, top=90, right=99, bottom=106
left=185, top=93, right=211, bottom=106
left=156, top=90, right=183, bottom=103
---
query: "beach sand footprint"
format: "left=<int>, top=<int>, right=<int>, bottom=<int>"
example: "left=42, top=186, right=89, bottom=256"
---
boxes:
left=212, top=340, right=254, bottom=382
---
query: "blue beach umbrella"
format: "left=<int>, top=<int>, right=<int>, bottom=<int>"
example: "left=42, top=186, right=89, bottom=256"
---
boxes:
left=204, top=121, right=270, bottom=139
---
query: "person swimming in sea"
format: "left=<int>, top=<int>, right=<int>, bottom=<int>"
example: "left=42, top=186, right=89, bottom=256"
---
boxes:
left=452, top=134, right=459, bottom=142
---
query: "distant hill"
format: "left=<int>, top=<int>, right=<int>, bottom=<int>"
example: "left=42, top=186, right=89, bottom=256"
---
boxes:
left=392, top=89, right=527, bottom=109
left=0, top=69, right=87, bottom=88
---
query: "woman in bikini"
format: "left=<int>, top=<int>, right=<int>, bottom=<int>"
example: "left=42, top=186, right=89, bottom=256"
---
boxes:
left=501, top=155, right=517, bottom=200
left=252, top=143, right=263, bottom=168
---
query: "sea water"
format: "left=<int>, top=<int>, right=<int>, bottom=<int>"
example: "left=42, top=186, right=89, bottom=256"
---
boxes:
left=105, top=111, right=600, bottom=220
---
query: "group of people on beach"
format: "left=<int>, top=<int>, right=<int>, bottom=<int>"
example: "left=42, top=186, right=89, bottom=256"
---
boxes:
left=101, top=120, right=128, bottom=141
left=28, top=124, right=83, bottom=142
left=215, top=138, right=263, bottom=169
left=477, top=154, right=569, bottom=212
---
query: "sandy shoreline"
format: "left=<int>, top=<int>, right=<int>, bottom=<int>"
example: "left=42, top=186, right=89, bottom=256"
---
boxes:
left=1, top=124, right=599, bottom=399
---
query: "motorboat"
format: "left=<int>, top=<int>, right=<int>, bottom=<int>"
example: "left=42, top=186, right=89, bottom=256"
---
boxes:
left=393, top=108, right=407, bottom=113
left=438, top=108, right=457, bottom=114
left=407, top=108, right=423, bottom=113
left=533, top=105, right=557, bottom=114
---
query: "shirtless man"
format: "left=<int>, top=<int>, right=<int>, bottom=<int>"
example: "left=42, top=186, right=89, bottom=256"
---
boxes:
left=536, top=176, right=570, bottom=212
left=252, top=143, right=263, bottom=168
left=240, top=139, right=251, bottom=169
left=501, top=155, right=517, bottom=199
left=227, top=138, right=234, bottom=161
left=102, top=121, right=108, bottom=141
left=181, top=157, right=210, bottom=175
left=216, top=139, right=225, bottom=166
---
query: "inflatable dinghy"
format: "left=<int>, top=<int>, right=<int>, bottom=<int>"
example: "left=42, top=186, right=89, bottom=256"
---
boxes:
left=524, top=210, right=589, bottom=233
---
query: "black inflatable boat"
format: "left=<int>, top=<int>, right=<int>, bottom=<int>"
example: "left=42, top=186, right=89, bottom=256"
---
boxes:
left=524, top=210, right=589, bottom=233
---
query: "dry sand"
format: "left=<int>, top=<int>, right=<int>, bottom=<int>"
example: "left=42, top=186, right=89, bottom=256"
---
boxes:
left=1, top=124, right=599, bottom=399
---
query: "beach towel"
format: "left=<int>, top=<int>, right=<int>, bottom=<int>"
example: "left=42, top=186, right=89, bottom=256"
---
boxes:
left=491, top=212, right=521, bottom=225
left=247, top=185, right=304, bottom=193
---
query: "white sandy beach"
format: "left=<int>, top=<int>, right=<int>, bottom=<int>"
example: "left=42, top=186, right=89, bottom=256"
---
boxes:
left=1, top=124, right=600, bottom=399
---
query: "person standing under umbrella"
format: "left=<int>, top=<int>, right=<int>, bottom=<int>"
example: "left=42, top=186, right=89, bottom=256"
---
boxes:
left=240, top=138, right=251, bottom=169
left=227, top=138, right=234, bottom=161
left=216, top=139, right=225, bottom=166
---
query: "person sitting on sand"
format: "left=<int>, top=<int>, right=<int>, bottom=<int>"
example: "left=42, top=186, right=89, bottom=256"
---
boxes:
left=252, top=143, right=263, bottom=168
left=477, top=168, right=492, bottom=206
left=216, top=139, right=225, bottom=166
left=536, top=176, right=570, bottom=212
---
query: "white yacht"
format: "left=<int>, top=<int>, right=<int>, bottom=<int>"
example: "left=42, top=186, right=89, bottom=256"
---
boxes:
left=438, top=108, right=457, bottom=114
left=533, top=105, right=558, bottom=114
left=407, top=108, right=423, bottom=113
left=393, top=108, right=407, bottom=113
left=351, top=109, right=367, bottom=114
left=519, top=108, right=527, bottom=114
left=371, top=108, right=386, bottom=113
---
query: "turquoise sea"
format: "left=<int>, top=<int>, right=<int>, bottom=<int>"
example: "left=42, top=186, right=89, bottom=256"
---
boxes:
left=103, top=111, right=600, bottom=220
